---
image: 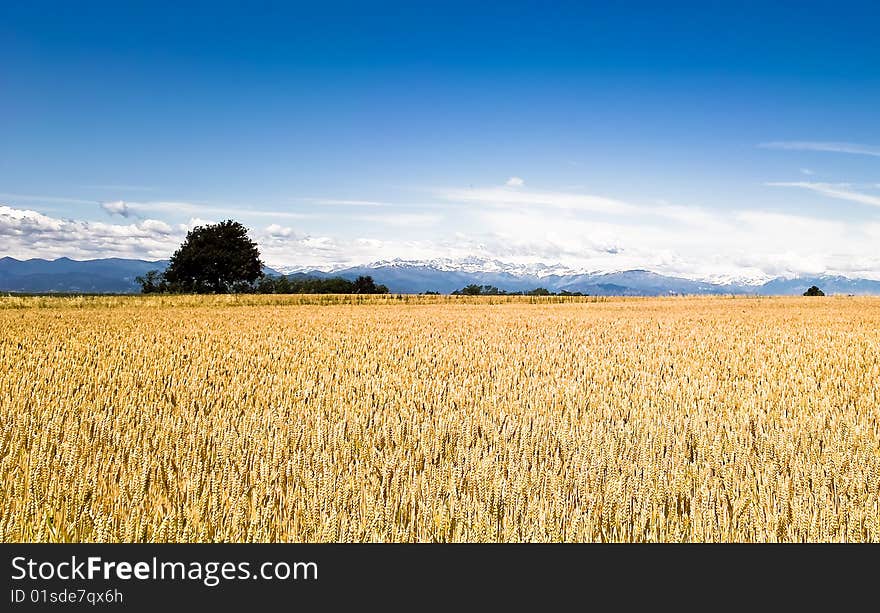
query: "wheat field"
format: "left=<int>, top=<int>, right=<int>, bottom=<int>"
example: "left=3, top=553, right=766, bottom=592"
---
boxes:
left=1, top=295, right=879, bottom=542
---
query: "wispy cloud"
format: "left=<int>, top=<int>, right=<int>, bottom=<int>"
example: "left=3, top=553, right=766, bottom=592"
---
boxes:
left=436, top=182, right=731, bottom=228
left=759, top=141, right=880, bottom=157
left=505, top=176, right=525, bottom=187
left=0, top=193, right=95, bottom=205
left=81, top=184, right=156, bottom=191
left=766, top=182, right=880, bottom=208
left=305, top=198, right=392, bottom=207
left=1, top=193, right=320, bottom=221
left=354, top=213, right=443, bottom=226
left=438, top=185, right=637, bottom=215
left=114, top=200, right=318, bottom=220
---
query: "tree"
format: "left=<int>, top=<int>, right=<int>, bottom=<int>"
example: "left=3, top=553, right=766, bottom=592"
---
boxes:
left=163, top=220, right=263, bottom=293
left=352, top=275, right=389, bottom=294
left=803, top=285, right=825, bottom=296
left=135, top=269, right=167, bottom=294
left=456, top=284, right=483, bottom=296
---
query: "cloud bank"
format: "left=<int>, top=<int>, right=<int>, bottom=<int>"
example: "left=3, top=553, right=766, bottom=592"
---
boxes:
left=0, top=205, right=179, bottom=260
left=4, top=178, right=880, bottom=282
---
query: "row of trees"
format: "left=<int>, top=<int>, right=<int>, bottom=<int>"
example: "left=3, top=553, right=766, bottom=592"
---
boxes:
left=136, top=220, right=389, bottom=294
left=451, top=284, right=587, bottom=296
left=255, top=275, right=388, bottom=294
left=141, top=270, right=390, bottom=295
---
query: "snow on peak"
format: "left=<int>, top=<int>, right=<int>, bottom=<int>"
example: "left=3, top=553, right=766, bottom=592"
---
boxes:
left=270, top=257, right=775, bottom=285
left=356, top=257, right=584, bottom=277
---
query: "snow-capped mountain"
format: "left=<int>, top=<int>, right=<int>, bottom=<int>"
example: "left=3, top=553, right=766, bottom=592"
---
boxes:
left=275, top=257, right=584, bottom=278
left=700, top=271, right=775, bottom=287
left=272, top=258, right=880, bottom=296
left=276, top=257, right=774, bottom=291
left=4, top=256, right=880, bottom=295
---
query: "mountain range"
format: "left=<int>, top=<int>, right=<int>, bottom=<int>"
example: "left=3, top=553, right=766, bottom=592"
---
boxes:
left=0, top=257, right=281, bottom=293
left=2, top=256, right=880, bottom=296
left=0, top=257, right=169, bottom=293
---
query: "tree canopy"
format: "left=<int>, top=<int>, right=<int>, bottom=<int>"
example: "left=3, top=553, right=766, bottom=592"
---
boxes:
left=803, top=285, right=825, bottom=296
left=140, top=220, right=264, bottom=294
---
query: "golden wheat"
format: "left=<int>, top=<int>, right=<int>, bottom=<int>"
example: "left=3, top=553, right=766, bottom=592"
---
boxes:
left=1, top=295, right=879, bottom=542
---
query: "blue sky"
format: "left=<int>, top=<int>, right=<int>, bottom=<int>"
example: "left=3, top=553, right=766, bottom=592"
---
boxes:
left=2, top=1, right=879, bottom=280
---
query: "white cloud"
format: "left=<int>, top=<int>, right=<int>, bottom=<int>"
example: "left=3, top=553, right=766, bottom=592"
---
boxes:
left=766, top=182, right=880, bottom=208
left=800, top=168, right=814, bottom=175
left=650, top=204, right=732, bottom=232
left=505, top=176, right=525, bottom=187
left=456, top=197, right=880, bottom=281
left=264, top=223, right=295, bottom=238
left=139, top=219, right=173, bottom=234
left=0, top=205, right=182, bottom=260
left=5, top=173, right=880, bottom=282
left=100, top=200, right=132, bottom=217
left=179, top=217, right=214, bottom=231
left=759, top=141, right=880, bottom=157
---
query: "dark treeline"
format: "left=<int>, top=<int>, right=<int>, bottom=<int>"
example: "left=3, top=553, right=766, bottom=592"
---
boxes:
left=255, top=275, right=389, bottom=294
left=136, top=220, right=391, bottom=295
left=140, top=272, right=390, bottom=295
left=451, top=284, right=587, bottom=296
